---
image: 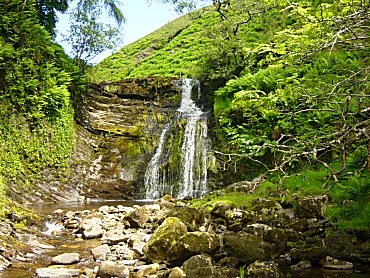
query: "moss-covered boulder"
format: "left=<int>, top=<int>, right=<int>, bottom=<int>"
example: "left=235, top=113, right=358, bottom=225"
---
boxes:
left=167, top=206, right=209, bottom=230
left=168, top=232, right=219, bottom=262
left=296, top=196, right=329, bottom=219
left=324, top=232, right=355, bottom=259
left=182, top=254, right=213, bottom=273
left=223, top=232, right=272, bottom=264
left=143, top=217, right=187, bottom=263
left=290, top=245, right=326, bottom=263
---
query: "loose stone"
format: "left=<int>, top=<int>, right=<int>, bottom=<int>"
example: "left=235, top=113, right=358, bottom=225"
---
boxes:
left=51, top=253, right=80, bottom=265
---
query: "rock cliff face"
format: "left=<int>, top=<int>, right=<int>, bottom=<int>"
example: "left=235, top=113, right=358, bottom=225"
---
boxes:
left=69, top=77, right=181, bottom=199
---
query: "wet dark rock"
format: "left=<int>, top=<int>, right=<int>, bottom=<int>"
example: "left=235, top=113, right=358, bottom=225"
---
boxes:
left=223, top=232, right=272, bottom=264
left=246, top=260, right=281, bottom=277
left=51, top=253, right=80, bottom=265
left=290, top=260, right=312, bottom=271
left=320, top=256, right=354, bottom=270
left=290, top=245, right=326, bottom=263
left=97, top=260, right=130, bottom=278
left=324, top=232, right=355, bottom=258
left=296, top=195, right=328, bottom=219
left=182, top=254, right=213, bottom=273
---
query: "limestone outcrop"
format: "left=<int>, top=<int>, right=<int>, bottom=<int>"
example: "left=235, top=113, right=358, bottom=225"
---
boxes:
left=69, top=77, right=181, bottom=199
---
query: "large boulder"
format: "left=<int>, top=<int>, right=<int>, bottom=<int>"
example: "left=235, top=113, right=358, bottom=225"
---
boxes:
left=324, top=233, right=355, bottom=259
left=296, top=196, right=328, bottom=219
left=167, top=207, right=208, bottom=230
left=168, top=232, right=219, bottom=263
left=143, top=217, right=187, bottom=263
left=223, top=232, right=272, bottom=264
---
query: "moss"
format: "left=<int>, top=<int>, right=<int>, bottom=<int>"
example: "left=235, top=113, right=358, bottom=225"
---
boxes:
left=0, top=103, right=74, bottom=196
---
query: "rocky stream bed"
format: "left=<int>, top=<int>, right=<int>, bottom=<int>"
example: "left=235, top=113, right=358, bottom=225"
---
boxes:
left=0, top=195, right=369, bottom=277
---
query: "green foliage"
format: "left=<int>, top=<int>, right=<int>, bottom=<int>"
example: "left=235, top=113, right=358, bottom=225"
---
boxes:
left=239, top=265, right=246, bottom=278
left=326, top=174, right=370, bottom=230
left=0, top=0, right=74, bottom=121
left=0, top=0, right=79, bottom=198
left=191, top=191, right=256, bottom=210
left=0, top=104, right=74, bottom=185
left=0, top=176, right=6, bottom=201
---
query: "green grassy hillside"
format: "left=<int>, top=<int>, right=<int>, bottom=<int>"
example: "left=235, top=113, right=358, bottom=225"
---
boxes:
left=91, top=7, right=216, bottom=82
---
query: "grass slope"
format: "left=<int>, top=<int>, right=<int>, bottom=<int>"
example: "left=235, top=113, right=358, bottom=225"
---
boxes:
left=91, top=7, right=218, bottom=82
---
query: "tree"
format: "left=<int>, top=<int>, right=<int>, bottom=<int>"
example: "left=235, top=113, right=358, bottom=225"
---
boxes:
left=35, top=0, right=69, bottom=36
left=63, top=4, right=121, bottom=69
left=78, top=0, right=124, bottom=25
left=212, top=0, right=370, bottom=187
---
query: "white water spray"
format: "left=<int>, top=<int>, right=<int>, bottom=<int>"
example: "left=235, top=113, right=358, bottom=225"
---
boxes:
left=144, top=79, right=208, bottom=199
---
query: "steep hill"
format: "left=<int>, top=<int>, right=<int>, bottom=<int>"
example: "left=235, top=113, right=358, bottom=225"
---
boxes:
left=92, top=7, right=216, bottom=81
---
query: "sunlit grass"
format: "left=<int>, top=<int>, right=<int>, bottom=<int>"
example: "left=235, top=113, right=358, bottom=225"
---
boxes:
left=190, top=166, right=370, bottom=230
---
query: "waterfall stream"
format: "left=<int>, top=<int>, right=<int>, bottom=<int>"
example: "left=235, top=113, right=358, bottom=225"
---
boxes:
left=144, top=79, right=208, bottom=199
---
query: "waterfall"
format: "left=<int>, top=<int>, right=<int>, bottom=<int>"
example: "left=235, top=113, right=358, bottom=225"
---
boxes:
left=144, top=79, right=208, bottom=199
left=144, top=122, right=173, bottom=199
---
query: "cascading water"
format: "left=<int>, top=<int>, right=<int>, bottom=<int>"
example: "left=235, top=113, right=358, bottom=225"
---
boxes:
left=144, top=122, right=172, bottom=199
left=144, top=79, right=208, bottom=199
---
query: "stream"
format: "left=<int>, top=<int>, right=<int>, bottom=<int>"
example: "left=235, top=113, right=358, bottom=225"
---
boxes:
left=0, top=200, right=149, bottom=278
left=0, top=199, right=368, bottom=278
